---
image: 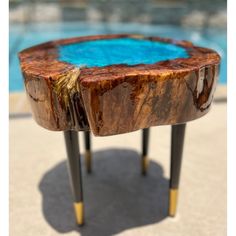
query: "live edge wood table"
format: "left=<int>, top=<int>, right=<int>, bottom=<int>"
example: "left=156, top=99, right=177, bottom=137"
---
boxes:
left=18, top=34, right=220, bottom=226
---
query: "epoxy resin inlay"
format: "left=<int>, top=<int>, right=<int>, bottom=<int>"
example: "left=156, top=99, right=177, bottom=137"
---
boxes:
left=58, top=38, right=189, bottom=68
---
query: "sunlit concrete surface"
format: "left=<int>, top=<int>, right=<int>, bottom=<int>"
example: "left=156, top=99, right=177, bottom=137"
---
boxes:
left=10, top=98, right=226, bottom=236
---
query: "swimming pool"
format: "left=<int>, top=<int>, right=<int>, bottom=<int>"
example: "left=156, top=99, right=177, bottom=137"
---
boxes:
left=9, top=22, right=227, bottom=92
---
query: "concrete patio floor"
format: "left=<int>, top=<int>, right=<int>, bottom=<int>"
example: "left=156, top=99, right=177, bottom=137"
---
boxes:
left=10, top=94, right=226, bottom=236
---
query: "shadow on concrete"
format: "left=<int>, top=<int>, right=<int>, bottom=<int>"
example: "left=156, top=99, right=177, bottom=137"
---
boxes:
left=39, top=148, right=169, bottom=235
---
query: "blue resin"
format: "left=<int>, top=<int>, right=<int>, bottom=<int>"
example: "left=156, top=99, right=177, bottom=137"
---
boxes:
left=58, top=38, right=189, bottom=68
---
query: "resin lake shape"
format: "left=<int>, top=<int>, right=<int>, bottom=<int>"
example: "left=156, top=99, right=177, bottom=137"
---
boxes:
left=58, top=38, right=189, bottom=68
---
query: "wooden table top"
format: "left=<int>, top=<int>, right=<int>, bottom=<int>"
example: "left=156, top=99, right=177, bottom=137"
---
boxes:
left=19, top=34, right=220, bottom=136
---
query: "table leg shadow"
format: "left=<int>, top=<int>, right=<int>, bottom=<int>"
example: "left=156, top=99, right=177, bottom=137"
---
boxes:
left=38, top=148, right=169, bottom=235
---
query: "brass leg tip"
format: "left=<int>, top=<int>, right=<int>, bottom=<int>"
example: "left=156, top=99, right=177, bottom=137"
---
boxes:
left=74, top=202, right=84, bottom=226
left=85, top=150, right=92, bottom=173
left=169, top=188, right=178, bottom=217
left=141, top=155, right=149, bottom=175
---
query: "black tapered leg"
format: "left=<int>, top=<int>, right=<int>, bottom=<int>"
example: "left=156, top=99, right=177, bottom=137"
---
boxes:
left=83, top=131, right=92, bottom=173
left=141, top=128, right=150, bottom=175
left=64, top=130, right=84, bottom=226
left=169, top=123, right=186, bottom=217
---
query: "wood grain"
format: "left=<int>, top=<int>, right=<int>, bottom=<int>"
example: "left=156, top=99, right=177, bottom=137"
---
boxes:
left=18, top=34, right=220, bottom=136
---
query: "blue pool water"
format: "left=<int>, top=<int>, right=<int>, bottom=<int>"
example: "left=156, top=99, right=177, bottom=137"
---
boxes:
left=59, top=38, right=189, bottom=67
left=10, top=22, right=227, bottom=92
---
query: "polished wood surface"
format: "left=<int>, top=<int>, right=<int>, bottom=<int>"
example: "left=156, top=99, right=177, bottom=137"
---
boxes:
left=18, top=34, right=220, bottom=136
